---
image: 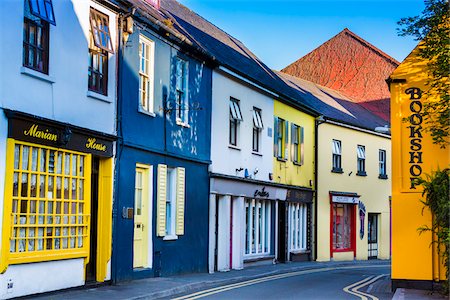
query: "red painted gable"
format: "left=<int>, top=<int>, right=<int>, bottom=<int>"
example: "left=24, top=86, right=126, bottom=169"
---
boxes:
left=281, top=28, right=399, bottom=122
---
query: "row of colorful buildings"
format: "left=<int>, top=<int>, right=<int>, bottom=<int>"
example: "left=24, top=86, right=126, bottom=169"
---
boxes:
left=0, top=0, right=408, bottom=298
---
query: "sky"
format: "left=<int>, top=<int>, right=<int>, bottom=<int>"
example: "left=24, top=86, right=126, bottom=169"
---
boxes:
left=178, top=0, right=425, bottom=70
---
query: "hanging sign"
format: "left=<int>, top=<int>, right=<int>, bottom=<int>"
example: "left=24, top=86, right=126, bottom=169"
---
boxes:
left=359, top=201, right=366, bottom=240
left=331, top=195, right=359, bottom=204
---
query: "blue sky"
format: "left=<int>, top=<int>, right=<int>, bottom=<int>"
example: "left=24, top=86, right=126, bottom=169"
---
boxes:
left=178, top=0, right=425, bottom=70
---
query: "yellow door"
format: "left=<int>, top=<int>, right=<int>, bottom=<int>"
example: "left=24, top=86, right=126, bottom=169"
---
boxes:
left=133, top=167, right=149, bottom=268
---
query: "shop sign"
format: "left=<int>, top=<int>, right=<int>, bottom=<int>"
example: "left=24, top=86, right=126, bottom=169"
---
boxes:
left=254, top=187, right=269, bottom=198
left=359, top=201, right=366, bottom=240
left=405, top=87, right=423, bottom=189
left=9, top=117, right=114, bottom=157
left=286, top=189, right=313, bottom=203
left=331, top=195, right=359, bottom=204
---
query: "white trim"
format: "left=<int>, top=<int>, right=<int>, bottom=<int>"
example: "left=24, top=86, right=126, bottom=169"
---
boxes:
left=20, top=67, right=55, bottom=83
left=138, top=34, right=155, bottom=114
left=162, top=235, right=178, bottom=241
left=324, top=119, right=391, bottom=139
left=87, top=91, right=113, bottom=103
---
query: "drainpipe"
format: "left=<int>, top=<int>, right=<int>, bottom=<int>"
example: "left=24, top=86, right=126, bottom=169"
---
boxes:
left=313, top=115, right=325, bottom=260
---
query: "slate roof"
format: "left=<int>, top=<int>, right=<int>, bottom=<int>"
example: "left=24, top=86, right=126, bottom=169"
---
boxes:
left=281, top=28, right=399, bottom=122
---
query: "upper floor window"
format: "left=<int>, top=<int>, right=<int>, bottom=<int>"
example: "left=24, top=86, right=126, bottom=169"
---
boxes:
left=274, top=117, right=288, bottom=160
left=357, top=145, right=366, bottom=176
left=229, top=98, right=242, bottom=146
left=379, top=149, right=387, bottom=179
left=252, top=108, right=263, bottom=152
left=332, top=139, right=342, bottom=173
left=139, top=35, right=155, bottom=113
left=23, top=0, right=56, bottom=74
left=88, top=8, right=113, bottom=95
left=292, top=124, right=304, bottom=165
left=175, top=57, right=188, bottom=124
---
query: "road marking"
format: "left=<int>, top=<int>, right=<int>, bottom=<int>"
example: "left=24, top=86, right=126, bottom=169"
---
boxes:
left=343, top=274, right=387, bottom=300
left=173, top=264, right=389, bottom=300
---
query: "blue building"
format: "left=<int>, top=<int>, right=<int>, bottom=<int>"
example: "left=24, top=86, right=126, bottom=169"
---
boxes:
left=112, top=0, right=213, bottom=281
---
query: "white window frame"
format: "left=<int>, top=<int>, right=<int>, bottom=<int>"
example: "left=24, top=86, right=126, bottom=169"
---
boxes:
left=252, top=107, right=263, bottom=153
left=165, top=168, right=177, bottom=238
left=357, top=145, right=366, bottom=174
left=379, top=149, right=387, bottom=177
left=244, top=199, right=271, bottom=258
left=288, top=202, right=308, bottom=253
left=175, top=57, right=189, bottom=126
left=332, top=139, right=342, bottom=171
left=229, top=98, right=242, bottom=147
left=138, top=35, right=155, bottom=115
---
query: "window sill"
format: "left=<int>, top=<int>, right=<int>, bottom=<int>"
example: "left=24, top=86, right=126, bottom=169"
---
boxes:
left=252, top=151, right=262, bottom=157
left=289, top=249, right=310, bottom=255
left=228, top=145, right=241, bottom=151
left=331, top=168, right=343, bottom=174
left=138, top=107, right=156, bottom=117
left=87, top=91, right=112, bottom=103
left=293, top=161, right=303, bottom=166
left=163, top=235, right=178, bottom=241
left=243, top=254, right=274, bottom=262
left=176, top=119, right=190, bottom=128
left=378, top=174, right=388, bottom=180
left=356, top=171, right=367, bottom=177
left=20, top=67, right=55, bottom=83
left=276, top=157, right=287, bottom=162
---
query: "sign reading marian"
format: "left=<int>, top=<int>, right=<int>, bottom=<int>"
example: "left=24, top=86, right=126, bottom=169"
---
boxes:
left=23, top=124, right=58, bottom=142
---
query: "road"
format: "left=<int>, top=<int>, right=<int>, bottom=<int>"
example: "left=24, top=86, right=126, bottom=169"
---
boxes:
left=171, top=265, right=392, bottom=300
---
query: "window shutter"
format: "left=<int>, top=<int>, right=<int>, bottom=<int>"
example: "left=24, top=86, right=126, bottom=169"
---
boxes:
left=291, top=123, right=296, bottom=162
left=274, top=117, right=278, bottom=157
left=284, top=121, right=289, bottom=160
left=156, top=164, right=167, bottom=237
left=175, top=167, right=185, bottom=235
left=300, top=126, right=305, bottom=165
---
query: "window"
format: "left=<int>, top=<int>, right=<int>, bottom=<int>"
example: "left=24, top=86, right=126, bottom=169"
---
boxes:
left=288, top=203, right=308, bottom=252
left=22, top=0, right=55, bottom=74
left=229, top=98, right=242, bottom=146
left=245, top=199, right=271, bottom=256
left=175, top=57, right=188, bottom=124
left=379, top=150, right=387, bottom=179
left=252, top=108, right=263, bottom=152
left=357, top=145, right=366, bottom=176
left=7, top=141, right=89, bottom=263
left=332, top=140, right=342, bottom=172
left=139, top=35, right=155, bottom=113
left=332, top=203, right=354, bottom=251
left=88, top=8, right=113, bottom=95
left=291, top=124, right=304, bottom=165
left=156, top=165, right=185, bottom=238
left=274, top=117, right=288, bottom=160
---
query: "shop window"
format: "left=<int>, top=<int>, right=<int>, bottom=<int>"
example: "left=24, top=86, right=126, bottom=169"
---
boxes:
left=175, top=57, right=188, bottom=125
left=156, top=164, right=185, bottom=238
left=6, top=141, right=90, bottom=264
left=288, top=203, right=307, bottom=252
left=22, top=0, right=55, bottom=74
left=357, top=145, right=366, bottom=176
left=274, top=117, right=288, bottom=160
left=332, top=139, right=342, bottom=173
left=138, top=35, right=155, bottom=114
left=88, top=8, right=113, bottom=95
left=229, top=98, right=242, bottom=146
left=379, top=149, right=387, bottom=179
left=332, top=203, right=354, bottom=252
left=291, top=124, right=304, bottom=165
left=252, top=107, right=263, bottom=152
left=245, top=199, right=271, bottom=257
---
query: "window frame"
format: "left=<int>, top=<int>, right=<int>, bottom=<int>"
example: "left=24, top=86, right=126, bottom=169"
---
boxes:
left=276, top=118, right=285, bottom=160
left=138, top=35, right=155, bottom=114
left=357, top=145, right=366, bottom=176
left=165, top=168, right=177, bottom=237
left=288, top=202, right=308, bottom=253
left=89, top=8, right=114, bottom=53
left=331, top=202, right=355, bottom=254
left=244, top=198, right=271, bottom=258
left=229, top=98, right=242, bottom=147
left=28, top=0, right=56, bottom=25
left=175, top=57, right=189, bottom=125
left=332, top=139, right=342, bottom=173
left=378, top=149, right=388, bottom=179
left=252, top=107, right=263, bottom=153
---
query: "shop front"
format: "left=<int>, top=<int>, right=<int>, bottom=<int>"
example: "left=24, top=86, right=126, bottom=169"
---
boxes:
left=208, top=174, right=288, bottom=273
left=0, top=111, right=115, bottom=298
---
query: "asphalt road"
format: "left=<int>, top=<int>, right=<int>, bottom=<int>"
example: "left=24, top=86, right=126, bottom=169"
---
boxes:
left=172, top=265, right=392, bottom=300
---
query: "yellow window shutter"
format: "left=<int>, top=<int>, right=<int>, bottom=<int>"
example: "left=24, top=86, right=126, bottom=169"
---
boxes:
left=157, top=164, right=167, bottom=237
left=175, top=167, right=186, bottom=235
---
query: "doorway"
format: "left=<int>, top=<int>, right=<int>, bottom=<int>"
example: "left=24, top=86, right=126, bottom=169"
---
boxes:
left=86, top=156, right=99, bottom=282
left=368, top=213, right=379, bottom=259
left=277, top=201, right=287, bottom=263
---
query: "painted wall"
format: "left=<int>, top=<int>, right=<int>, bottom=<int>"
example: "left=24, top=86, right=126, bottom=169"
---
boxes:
left=273, top=100, right=315, bottom=188
left=210, top=70, right=273, bottom=182
left=316, top=123, right=391, bottom=261
left=390, top=46, right=448, bottom=282
left=0, top=0, right=117, bottom=135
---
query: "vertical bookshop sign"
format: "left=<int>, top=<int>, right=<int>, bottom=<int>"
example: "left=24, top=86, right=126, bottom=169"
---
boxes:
left=405, top=87, right=423, bottom=190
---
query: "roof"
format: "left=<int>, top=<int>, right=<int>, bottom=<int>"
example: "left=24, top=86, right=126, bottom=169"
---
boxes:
left=281, top=28, right=399, bottom=122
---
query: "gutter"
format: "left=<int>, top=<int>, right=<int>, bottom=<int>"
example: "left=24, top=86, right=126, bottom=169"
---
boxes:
left=324, top=119, right=391, bottom=139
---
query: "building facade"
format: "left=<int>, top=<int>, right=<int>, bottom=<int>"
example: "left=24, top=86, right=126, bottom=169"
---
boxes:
left=0, top=0, right=120, bottom=297
left=389, top=45, right=447, bottom=289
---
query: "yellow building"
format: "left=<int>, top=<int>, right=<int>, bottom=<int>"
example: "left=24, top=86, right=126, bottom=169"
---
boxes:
left=389, top=45, right=447, bottom=289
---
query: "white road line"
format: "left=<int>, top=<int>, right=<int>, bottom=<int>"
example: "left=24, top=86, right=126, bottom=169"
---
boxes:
left=173, top=264, right=389, bottom=300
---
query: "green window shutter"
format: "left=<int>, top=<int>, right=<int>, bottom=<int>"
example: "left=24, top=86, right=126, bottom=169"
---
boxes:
left=273, top=117, right=278, bottom=157
left=284, top=121, right=289, bottom=160
left=300, top=126, right=305, bottom=165
left=157, top=164, right=167, bottom=237
left=291, top=123, right=296, bottom=162
left=175, top=167, right=186, bottom=235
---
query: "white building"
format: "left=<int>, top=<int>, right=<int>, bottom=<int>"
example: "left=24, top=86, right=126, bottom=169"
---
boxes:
left=0, top=0, right=120, bottom=297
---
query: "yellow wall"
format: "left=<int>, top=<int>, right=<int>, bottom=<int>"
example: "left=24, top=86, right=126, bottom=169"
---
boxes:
left=316, top=123, right=391, bottom=261
left=273, top=100, right=315, bottom=188
left=390, top=46, right=448, bottom=282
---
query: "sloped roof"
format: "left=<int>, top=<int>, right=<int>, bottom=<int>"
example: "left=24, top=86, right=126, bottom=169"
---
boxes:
left=281, top=28, right=399, bottom=122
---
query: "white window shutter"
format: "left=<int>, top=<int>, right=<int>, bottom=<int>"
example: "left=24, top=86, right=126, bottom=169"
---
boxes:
left=157, top=164, right=167, bottom=237
left=175, top=167, right=186, bottom=235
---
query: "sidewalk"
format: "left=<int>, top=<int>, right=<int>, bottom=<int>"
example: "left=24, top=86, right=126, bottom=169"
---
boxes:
left=27, top=260, right=390, bottom=299
left=392, top=288, right=447, bottom=300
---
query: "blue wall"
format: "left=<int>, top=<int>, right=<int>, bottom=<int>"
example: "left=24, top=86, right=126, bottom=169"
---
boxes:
left=113, top=25, right=212, bottom=281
